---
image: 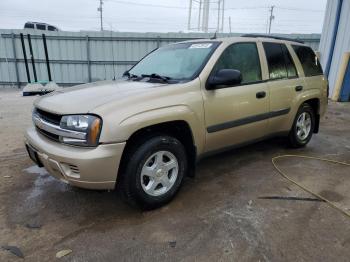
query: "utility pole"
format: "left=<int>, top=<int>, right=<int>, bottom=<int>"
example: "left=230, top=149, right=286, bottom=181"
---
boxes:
left=202, top=0, right=210, bottom=32
left=98, top=0, right=104, bottom=31
left=188, top=0, right=193, bottom=30
left=217, top=0, right=221, bottom=32
left=198, top=0, right=202, bottom=30
left=188, top=0, right=223, bottom=32
left=268, top=5, right=275, bottom=34
left=221, top=0, right=225, bottom=32
left=229, top=16, right=232, bottom=33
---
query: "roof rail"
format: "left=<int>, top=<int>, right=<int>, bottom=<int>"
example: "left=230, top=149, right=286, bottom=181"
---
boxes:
left=241, top=34, right=304, bottom=44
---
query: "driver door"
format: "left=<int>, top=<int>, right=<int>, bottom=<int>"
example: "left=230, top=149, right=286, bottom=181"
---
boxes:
left=202, top=42, right=270, bottom=152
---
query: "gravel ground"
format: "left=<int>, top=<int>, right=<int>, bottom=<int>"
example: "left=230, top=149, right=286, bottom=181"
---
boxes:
left=0, top=89, right=350, bottom=261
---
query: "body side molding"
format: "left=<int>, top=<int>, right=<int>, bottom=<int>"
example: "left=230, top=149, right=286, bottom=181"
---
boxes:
left=207, top=108, right=290, bottom=133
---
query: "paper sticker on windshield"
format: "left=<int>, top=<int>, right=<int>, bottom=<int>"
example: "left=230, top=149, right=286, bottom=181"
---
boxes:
left=189, top=43, right=212, bottom=49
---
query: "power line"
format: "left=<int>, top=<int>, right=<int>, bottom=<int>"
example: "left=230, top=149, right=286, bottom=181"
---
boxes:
left=225, top=6, right=268, bottom=10
left=107, top=0, right=187, bottom=9
left=0, top=1, right=326, bottom=34
left=106, top=1, right=324, bottom=13
left=108, top=0, right=268, bottom=11
left=276, top=6, right=324, bottom=12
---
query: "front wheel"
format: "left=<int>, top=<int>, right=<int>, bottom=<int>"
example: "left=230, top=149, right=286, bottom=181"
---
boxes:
left=288, top=103, right=315, bottom=148
left=120, top=135, right=187, bottom=209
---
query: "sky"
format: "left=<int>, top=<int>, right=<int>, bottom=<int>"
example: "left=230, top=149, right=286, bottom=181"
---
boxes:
left=0, top=0, right=327, bottom=34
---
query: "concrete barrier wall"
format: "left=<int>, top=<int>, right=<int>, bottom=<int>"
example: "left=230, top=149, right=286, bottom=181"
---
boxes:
left=0, top=29, right=321, bottom=88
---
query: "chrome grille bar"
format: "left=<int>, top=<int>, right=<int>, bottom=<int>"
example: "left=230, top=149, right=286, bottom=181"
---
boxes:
left=33, top=113, right=86, bottom=140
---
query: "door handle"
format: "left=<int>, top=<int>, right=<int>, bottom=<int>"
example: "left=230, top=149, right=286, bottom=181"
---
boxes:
left=256, top=91, right=266, bottom=99
left=295, top=85, right=303, bottom=92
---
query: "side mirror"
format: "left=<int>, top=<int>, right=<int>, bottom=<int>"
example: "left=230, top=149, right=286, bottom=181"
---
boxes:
left=207, top=69, right=242, bottom=90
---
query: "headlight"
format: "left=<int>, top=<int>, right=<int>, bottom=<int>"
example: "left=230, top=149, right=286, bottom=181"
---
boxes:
left=60, top=115, right=102, bottom=147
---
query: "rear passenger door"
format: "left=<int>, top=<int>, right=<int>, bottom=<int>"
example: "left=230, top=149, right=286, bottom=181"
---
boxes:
left=262, top=42, right=303, bottom=133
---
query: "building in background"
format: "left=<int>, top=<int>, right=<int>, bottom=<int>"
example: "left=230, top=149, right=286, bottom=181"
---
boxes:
left=0, top=30, right=320, bottom=88
left=319, top=0, right=350, bottom=101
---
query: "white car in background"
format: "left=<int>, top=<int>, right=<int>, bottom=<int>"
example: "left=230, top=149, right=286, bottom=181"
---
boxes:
left=24, top=22, right=59, bottom=31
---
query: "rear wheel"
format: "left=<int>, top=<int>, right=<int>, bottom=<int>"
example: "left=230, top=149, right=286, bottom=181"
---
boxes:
left=120, top=135, right=187, bottom=209
left=288, top=103, right=315, bottom=148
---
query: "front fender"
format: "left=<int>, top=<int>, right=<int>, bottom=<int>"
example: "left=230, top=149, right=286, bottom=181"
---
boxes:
left=108, top=105, right=205, bottom=154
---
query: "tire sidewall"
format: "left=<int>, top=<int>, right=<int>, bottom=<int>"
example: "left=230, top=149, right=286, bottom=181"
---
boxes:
left=292, top=104, right=315, bottom=146
left=125, top=136, right=187, bottom=208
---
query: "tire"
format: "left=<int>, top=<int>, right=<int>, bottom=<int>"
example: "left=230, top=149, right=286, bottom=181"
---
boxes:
left=288, top=103, right=315, bottom=148
left=120, top=135, right=187, bottom=210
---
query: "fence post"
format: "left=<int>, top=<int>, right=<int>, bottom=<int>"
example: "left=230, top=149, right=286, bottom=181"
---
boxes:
left=27, top=34, right=37, bottom=82
left=86, top=35, right=91, bottom=82
left=11, top=33, right=20, bottom=88
left=20, top=33, right=31, bottom=83
left=156, top=36, right=160, bottom=48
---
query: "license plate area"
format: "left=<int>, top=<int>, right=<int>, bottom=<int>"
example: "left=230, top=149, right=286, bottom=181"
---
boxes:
left=26, top=144, right=43, bottom=167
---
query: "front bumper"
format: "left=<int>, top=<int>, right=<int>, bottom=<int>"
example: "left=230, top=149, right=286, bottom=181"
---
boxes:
left=25, top=127, right=126, bottom=190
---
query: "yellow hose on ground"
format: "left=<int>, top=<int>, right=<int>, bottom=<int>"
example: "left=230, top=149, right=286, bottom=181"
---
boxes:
left=272, top=155, right=350, bottom=218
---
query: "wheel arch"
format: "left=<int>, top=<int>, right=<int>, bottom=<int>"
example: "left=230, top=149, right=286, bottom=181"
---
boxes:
left=117, top=120, right=198, bottom=183
left=302, top=98, right=320, bottom=133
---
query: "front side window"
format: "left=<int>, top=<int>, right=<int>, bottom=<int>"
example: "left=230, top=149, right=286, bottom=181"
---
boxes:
left=292, top=45, right=323, bottom=77
left=129, top=42, right=220, bottom=80
left=213, top=42, right=262, bottom=84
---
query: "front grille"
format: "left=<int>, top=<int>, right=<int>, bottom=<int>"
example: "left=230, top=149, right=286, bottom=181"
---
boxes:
left=35, top=108, right=62, bottom=126
left=36, top=126, right=60, bottom=142
left=33, top=108, right=86, bottom=145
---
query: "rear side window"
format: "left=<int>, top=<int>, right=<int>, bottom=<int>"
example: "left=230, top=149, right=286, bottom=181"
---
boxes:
left=292, top=45, right=323, bottom=76
left=263, top=42, right=287, bottom=79
left=36, top=24, right=46, bottom=30
left=213, top=42, right=262, bottom=84
left=281, top=44, right=297, bottom=78
left=263, top=42, right=298, bottom=80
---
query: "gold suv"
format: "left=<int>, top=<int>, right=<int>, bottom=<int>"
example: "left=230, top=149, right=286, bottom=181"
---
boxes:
left=25, top=35, right=328, bottom=209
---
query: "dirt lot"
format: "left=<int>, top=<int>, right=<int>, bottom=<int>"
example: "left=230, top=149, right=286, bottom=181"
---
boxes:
left=1, top=89, right=350, bottom=261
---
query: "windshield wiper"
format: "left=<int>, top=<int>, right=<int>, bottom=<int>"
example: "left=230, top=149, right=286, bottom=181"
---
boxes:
left=141, top=73, right=172, bottom=82
left=123, top=71, right=139, bottom=79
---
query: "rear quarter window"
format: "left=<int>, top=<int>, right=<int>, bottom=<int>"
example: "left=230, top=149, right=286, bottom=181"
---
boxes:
left=48, top=25, right=57, bottom=31
left=292, top=45, right=323, bottom=77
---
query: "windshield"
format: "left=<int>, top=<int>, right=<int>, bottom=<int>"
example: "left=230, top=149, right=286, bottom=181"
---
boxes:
left=128, top=42, right=220, bottom=80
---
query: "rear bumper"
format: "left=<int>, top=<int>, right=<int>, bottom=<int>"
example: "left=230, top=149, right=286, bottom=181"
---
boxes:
left=25, top=127, right=126, bottom=190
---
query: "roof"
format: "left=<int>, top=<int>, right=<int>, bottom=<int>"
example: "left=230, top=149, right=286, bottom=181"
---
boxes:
left=179, top=36, right=307, bottom=46
left=241, top=34, right=305, bottom=44
left=25, top=21, right=58, bottom=28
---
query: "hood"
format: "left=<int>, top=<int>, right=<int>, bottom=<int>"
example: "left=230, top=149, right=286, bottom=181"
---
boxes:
left=34, top=80, right=167, bottom=114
